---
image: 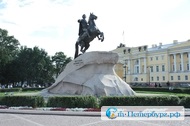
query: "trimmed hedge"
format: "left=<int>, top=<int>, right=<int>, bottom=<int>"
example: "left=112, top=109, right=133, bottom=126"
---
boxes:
left=99, top=96, right=181, bottom=107
left=180, top=96, right=190, bottom=108
left=0, top=95, right=190, bottom=108
left=22, top=88, right=45, bottom=92
left=47, top=96, right=98, bottom=108
left=132, top=87, right=190, bottom=94
left=0, top=88, right=22, bottom=92
left=0, top=96, right=45, bottom=108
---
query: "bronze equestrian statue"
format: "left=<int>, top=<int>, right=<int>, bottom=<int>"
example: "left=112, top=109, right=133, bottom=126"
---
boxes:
left=74, top=13, right=104, bottom=59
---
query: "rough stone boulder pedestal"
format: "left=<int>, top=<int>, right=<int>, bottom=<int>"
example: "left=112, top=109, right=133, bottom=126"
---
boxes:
left=41, top=51, right=136, bottom=97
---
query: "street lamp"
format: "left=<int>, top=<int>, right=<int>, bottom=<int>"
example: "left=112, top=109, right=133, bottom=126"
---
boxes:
left=123, top=65, right=126, bottom=82
left=123, top=60, right=127, bottom=82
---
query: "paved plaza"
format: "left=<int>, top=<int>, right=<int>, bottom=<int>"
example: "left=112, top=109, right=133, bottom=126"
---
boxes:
left=0, top=109, right=190, bottom=126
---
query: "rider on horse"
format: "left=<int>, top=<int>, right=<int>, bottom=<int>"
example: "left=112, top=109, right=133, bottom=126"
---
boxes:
left=78, top=14, right=90, bottom=40
left=74, top=13, right=104, bottom=59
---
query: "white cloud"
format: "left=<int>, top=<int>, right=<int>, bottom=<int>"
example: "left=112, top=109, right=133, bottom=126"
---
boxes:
left=0, top=0, right=190, bottom=58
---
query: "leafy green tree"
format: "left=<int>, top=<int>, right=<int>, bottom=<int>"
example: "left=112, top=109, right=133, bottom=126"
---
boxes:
left=52, top=52, right=72, bottom=78
left=3, top=59, right=21, bottom=86
left=0, top=28, right=20, bottom=84
left=0, top=28, right=72, bottom=87
left=12, top=46, right=54, bottom=87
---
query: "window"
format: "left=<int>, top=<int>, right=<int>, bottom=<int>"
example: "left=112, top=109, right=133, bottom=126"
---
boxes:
left=187, top=64, right=189, bottom=71
left=156, top=66, right=159, bottom=72
left=163, top=76, right=165, bottom=81
left=162, top=65, right=165, bottom=72
left=151, top=77, right=154, bottom=81
left=187, top=53, right=189, bottom=58
left=150, top=57, right=153, bottom=61
left=179, top=54, right=181, bottom=59
left=135, top=60, right=139, bottom=65
left=185, top=75, right=188, bottom=80
left=128, top=48, right=131, bottom=53
left=180, top=64, right=182, bottom=71
left=144, top=46, right=147, bottom=51
left=134, top=77, right=138, bottom=81
left=123, top=49, right=126, bottom=54
left=171, top=76, right=173, bottom=80
left=141, top=78, right=143, bottom=81
left=138, top=47, right=141, bottom=51
left=157, top=76, right=159, bottom=81
left=137, top=66, right=139, bottom=73
left=161, top=55, right=164, bottom=60
left=173, top=64, right=175, bottom=71
left=156, top=56, right=158, bottom=60
left=150, top=66, right=153, bottom=72
left=178, top=76, right=180, bottom=80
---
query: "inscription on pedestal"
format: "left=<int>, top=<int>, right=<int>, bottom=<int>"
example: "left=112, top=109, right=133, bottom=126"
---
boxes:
left=73, top=59, right=83, bottom=66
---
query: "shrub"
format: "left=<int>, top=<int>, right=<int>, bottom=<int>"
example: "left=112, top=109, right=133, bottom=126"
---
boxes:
left=47, top=96, right=98, bottom=108
left=180, top=96, right=190, bottom=108
left=35, top=96, right=46, bottom=107
left=0, top=96, right=45, bottom=108
left=152, top=96, right=180, bottom=106
left=99, top=96, right=181, bottom=107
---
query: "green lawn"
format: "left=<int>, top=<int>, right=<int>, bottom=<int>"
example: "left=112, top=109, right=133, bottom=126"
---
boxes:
left=0, top=91, right=40, bottom=96
left=1, top=90, right=190, bottom=97
left=135, top=91, right=190, bottom=97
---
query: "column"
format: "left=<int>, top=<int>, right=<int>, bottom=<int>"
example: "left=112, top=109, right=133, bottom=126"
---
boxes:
left=174, top=54, right=177, bottom=72
left=168, top=54, right=171, bottom=72
left=144, top=57, right=147, bottom=73
left=128, top=59, right=130, bottom=74
left=181, top=53, right=184, bottom=71
left=139, top=58, right=141, bottom=73
left=189, top=52, right=190, bottom=71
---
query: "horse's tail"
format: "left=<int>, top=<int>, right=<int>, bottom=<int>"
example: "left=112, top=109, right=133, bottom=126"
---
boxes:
left=74, top=42, right=79, bottom=59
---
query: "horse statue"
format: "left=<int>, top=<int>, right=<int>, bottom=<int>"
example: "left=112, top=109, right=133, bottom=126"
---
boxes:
left=74, top=13, right=104, bottom=59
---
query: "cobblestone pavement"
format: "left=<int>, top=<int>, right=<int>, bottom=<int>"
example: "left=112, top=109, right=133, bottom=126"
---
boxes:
left=0, top=113, right=190, bottom=126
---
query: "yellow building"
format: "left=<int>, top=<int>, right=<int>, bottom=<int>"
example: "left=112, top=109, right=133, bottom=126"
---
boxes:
left=112, top=40, right=190, bottom=87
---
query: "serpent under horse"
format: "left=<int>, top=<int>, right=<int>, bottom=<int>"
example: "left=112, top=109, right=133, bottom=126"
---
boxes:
left=74, top=13, right=104, bottom=59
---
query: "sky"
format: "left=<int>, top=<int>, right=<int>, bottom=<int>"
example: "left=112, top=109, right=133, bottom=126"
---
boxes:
left=0, top=0, right=190, bottom=58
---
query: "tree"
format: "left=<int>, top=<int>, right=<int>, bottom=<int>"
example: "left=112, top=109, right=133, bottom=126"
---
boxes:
left=52, top=52, right=72, bottom=78
left=12, top=46, right=54, bottom=87
left=0, top=28, right=20, bottom=84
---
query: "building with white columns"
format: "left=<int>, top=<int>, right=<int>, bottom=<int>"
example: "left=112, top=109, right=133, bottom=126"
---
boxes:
left=113, top=40, right=190, bottom=86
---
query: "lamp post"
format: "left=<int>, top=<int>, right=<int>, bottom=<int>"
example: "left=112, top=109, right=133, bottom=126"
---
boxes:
left=123, top=60, right=127, bottom=82
left=123, top=65, right=126, bottom=82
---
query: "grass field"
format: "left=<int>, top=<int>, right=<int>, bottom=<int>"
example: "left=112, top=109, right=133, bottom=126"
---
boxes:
left=1, top=90, right=190, bottom=97
left=0, top=91, right=40, bottom=96
left=135, top=91, right=190, bottom=97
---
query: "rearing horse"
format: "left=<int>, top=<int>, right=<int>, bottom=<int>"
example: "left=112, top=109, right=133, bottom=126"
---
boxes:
left=74, top=13, right=104, bottom=58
